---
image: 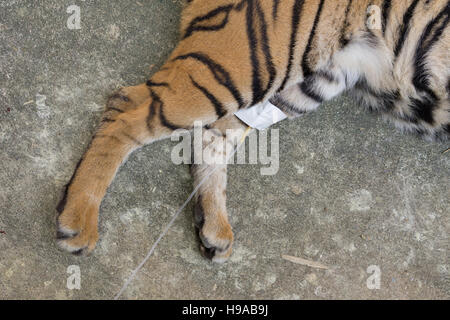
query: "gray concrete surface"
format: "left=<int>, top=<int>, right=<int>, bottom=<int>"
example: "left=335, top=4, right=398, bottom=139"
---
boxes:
left=0, top=0, right=449, bottom=300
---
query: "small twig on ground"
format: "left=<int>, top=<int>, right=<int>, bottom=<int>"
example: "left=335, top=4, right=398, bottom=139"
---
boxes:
left=23, top=100, right=34, bottom=106
left=282, top=254, right=329, bottom=270
left=0, top=230, right=5, bottom=234
left=443, top=148, right=450, bottom=154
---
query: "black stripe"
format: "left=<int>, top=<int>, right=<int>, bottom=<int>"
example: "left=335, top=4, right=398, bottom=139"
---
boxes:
left=101, top=118, right=116, bottom=123
left=56, top=157, right=83, bottom=214
left=354, top=76, right=400, bottom=112
left=147, top=89, right=158, bottom=133
left=147, top=89, right=183, bottom=131
left=153, top=90, right=183, bottom=131
left=106, top=107, right=124, bottom=113
left=270, top=95, right=307, bottom=116
left=273, top=0, right=281, bottom=21
left=190, top=76, right=227, bottom=118
left=109, top=93, right=130, bottom=102
left=408, top=96, right=436, bottom=124
left=301, top=0, right=326, bottom=78
left=339, top=0, right=353, bottom=47
left=256, top=2, right=277, bottom=100
left=299, top=80, right=324, bottom=103
left=183, top=5, right=234, bottom=39
left=245, top=0, right=276, bottom=104
left=56, top=230, right=77, bottom=240
left=193, top=195, right=205, bottom=229
left=410, top=2, right=449, bottom=124
left=235, top=0, right=247, bottom=11
left=413, top=3, right=449, bottom=93
left=146, top=80, right=170, bottom=88
left=159, top=108, right=182, bottom=131
left=382, top=0, right=392, bottom=35
left=394, top=0, right=420, bottom=57
left=174, top=52, right=245, bottom=108
left=72, top=248, right=86, bottom=256
left=246, top=0, right=261, bottom=104
left=279, top=0, right=306, bottom=91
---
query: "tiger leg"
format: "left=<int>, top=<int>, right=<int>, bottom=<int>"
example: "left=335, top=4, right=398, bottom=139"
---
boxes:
left=271, top=69, right=348, bottom=117
left=191, top=116, right=248, bottom=263
left=57, top=64, right=235, bottom=255
left=56, top=97, right=155, bottom=255
left=272, top=30, right=396, bottom=117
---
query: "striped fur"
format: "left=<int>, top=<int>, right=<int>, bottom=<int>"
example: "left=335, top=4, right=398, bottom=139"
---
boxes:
left=56, top=0, right=449, bottom=261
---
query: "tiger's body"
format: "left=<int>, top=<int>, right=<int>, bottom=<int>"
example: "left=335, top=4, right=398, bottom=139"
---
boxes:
left=56, top=0, right=450, bottom=262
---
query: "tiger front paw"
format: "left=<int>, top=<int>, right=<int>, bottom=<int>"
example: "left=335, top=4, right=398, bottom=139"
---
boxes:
left=56, top=199, right=100, bottom=256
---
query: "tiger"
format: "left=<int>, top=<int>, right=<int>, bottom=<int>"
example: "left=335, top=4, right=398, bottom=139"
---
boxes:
left=56, top=0, right=450, bottom=263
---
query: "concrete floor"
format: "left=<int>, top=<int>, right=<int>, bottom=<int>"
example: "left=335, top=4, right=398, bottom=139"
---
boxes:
left=0, top=0, right=449, bottom=300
